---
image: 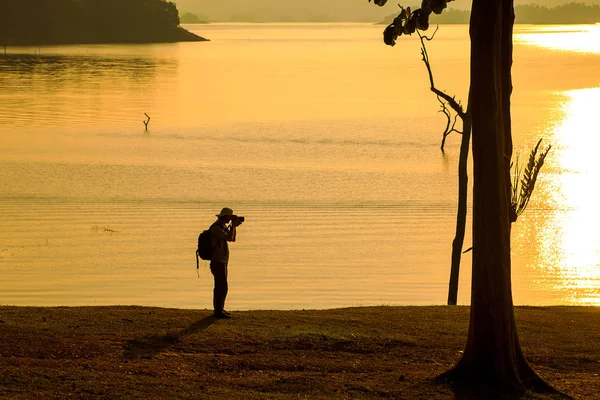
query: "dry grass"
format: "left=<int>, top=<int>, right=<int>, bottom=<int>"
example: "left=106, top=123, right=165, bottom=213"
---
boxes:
left=0, top=306, right=598, bottom=399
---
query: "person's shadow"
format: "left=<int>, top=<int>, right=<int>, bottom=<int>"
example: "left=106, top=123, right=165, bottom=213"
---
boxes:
left=123, top=315, right=215, bottom=361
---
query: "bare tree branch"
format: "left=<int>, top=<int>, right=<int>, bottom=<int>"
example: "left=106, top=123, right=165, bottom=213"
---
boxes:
left=419, top=29, right=466, bottom=151
left=418, top=29, right=466, bottom=120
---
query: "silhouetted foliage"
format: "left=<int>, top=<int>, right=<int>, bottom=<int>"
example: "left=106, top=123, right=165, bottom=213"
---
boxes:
left=0, top=0, right=205, bottom=45
left=373, top=0, right=455, bottom=46
left=510, top=139, right=551, bottom=222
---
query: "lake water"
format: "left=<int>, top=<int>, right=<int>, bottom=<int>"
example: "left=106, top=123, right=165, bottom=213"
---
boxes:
left=1, top=23, right=599, bottom=309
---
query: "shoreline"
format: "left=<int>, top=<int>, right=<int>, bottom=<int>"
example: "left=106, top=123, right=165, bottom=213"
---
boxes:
left=1, top=305, right=598, bottom=398
left=2, top=27, right=208, bottom=47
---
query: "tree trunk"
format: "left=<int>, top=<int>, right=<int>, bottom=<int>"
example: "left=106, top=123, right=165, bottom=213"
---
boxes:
left=438, top=0, right=556, bottom=394
left=447, top=108, right=471, bottom=306
left=461, top=0, right=521, bottom=387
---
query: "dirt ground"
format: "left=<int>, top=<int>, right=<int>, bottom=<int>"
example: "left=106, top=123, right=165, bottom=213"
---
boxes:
left=0, top=306, right=598, bottom=399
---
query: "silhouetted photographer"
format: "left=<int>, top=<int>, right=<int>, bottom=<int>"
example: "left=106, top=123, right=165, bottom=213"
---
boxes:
left=208, top=207, right=244, bottom=319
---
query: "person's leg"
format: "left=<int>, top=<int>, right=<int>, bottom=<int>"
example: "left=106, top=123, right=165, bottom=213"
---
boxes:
left=210, top=262, right=228, bottom=315
left=219, top=263, right=229, bottom=312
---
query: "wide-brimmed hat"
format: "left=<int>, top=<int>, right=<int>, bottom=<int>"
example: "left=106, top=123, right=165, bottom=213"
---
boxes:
left=216, top=207, right=234, bottom=218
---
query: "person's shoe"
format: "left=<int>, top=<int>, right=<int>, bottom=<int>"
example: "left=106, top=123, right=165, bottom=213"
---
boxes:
left=214, top=312, right=231, bottom=319
left=222, top=310, right=232, bottom=317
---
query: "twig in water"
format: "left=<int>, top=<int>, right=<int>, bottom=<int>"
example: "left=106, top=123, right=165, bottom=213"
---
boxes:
left=143, top=113, right=151, bottom=131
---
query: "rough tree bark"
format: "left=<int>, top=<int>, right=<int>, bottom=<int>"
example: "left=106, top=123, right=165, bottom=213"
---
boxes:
left=437, top=0, right=557, bottom=394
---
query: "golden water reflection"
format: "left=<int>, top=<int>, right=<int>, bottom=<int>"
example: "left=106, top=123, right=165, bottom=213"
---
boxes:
left=523, top=88, right=600, bottom=305
left=515, top=24, right=600, bottom=54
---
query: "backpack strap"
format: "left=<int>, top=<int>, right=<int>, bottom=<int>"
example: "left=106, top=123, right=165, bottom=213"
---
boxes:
left=196, top=250, right=200, bottom=278
left=208, top=221, right=221, bottom=249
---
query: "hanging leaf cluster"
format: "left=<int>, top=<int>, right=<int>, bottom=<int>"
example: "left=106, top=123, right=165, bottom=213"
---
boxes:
left=369, top=0, right=455, bottom=46
left=368, top=0, right=389, bottom=5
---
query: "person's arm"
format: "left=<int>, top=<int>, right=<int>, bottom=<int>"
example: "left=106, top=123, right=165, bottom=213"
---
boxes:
left=212, top=222, right=236, bottom=242
left=227, top=223, right=236, bottom=242
left=211, top=223, right=228, bottom=243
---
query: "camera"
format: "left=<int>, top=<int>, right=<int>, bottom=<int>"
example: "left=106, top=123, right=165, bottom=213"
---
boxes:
left=237, top=216, right=245, bottom=223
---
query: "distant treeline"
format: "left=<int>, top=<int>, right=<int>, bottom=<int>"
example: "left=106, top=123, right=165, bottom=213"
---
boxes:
left=0, top=0, right=207, bottom=46
left=382, top=3, right=600, bottom=25
left=515, top=3, right=600, bottom=24
left=180, top=12, right=209, bottom=24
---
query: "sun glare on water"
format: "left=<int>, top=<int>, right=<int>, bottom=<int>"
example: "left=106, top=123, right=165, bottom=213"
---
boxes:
left=515, top=24, right=600, bottom=54
left=538, top=88, right=600, bottom=305
left=513, top=24, right=600, bottom=305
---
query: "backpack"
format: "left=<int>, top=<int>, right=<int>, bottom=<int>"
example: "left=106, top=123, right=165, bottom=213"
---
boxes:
left=197, top=223, right=217, bottom=261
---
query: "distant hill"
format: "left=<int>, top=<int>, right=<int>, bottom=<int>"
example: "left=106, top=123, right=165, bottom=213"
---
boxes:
left=456, top=0, right=600, bottom=10
left=180, top=12, right=209, bottom=24
left=381, top=3, right=600, bottom=25
left=174, top=0, right=398, bottom=22
left=0, top=0, right=206, bottom=46
left=515, top=0, right=600, bottom=8
left=173, top=0, right=600, bottom=22
left=514, top=3, right=600, bottom=24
